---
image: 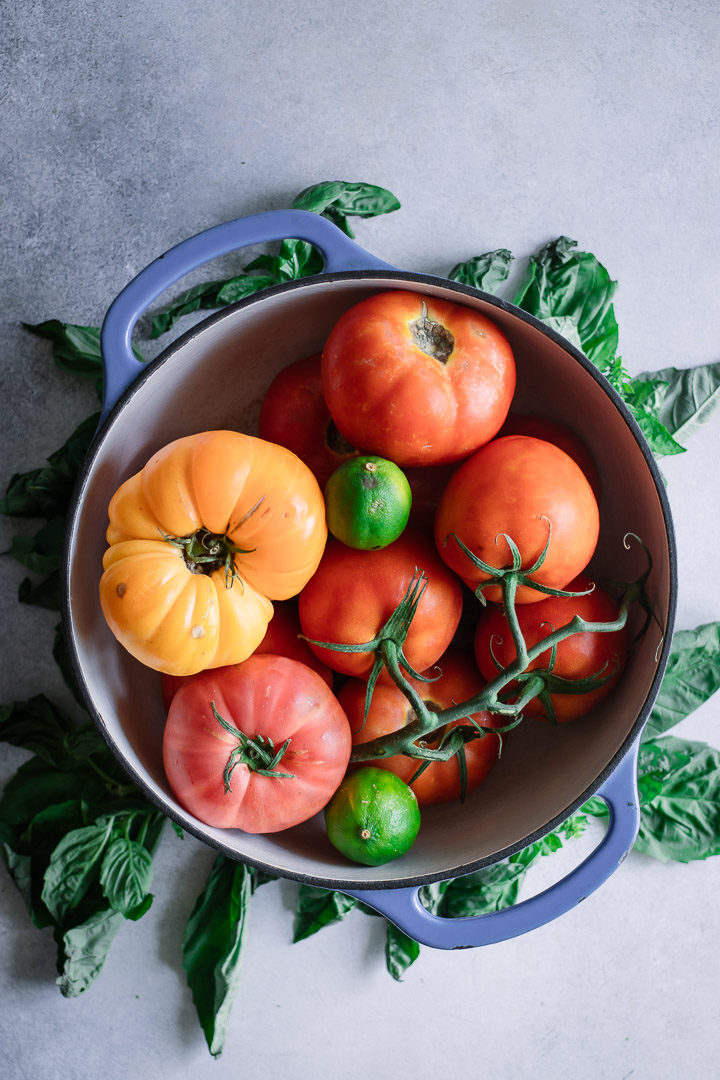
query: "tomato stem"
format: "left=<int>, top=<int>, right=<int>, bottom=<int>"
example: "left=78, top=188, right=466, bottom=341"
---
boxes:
left=160, top=528, right=257, bottom=589
left=211, top=702, right=295, bottom=790
left=347, top=534, right=657, bottom=765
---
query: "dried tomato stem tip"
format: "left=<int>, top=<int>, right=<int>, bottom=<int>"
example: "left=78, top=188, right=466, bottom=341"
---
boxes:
left=210, top=702, right=295, bottom=791
left=160, top=528, right=257, bottom=588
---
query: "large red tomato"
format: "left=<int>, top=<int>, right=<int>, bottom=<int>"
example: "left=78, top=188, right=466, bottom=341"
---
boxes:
left=163, top=655, right=351, bottom=832
left=339, top=649, right=500, bottom=806
left=298, top=531, right=463, bottom=679
left=473, top=574, right=630, bottom=722
left=434, top=436, right=599, bottom=604
left=258, top=354, right=357, bottom=488
left=160, top=602, right=333, bottom=710
left=321, top=291, right=516, bottom=466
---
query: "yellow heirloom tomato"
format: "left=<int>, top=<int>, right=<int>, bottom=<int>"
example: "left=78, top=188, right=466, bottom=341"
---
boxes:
left=99, top=430, right=327, bottom=676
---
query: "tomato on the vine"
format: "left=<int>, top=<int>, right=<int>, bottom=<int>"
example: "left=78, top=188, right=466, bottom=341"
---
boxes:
left=434, top=435, right=599, bottom=604
left=258, top=353, right=357, bottom=488
left=163, top=655, right=351, bottom=832
left=321, top=291, right=516, bottom=466
left=298, top=530, right=463, bottom=679
left=339, top=649, right=500, bottom=806
left=473, top=574, right=630, bottom=722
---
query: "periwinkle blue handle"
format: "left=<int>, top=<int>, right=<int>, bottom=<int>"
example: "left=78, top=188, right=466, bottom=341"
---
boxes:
left=100, top=209, right=395, bottom=422
left=344, top=741, right=640, bottom=949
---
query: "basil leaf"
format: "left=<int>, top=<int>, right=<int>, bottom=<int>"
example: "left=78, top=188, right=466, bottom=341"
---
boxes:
left=24, top=321, right=142, bottom=399
left=55, top=907, right=124, bottom=997
left=4, top=514, right=66, bottom=574
left=433, top=861, right=530, bottom=918
left=41, top=819, right=114, bottom=924
left=245, top=240, right=323, bottom=284
left=513, top=237, right=619, bottom=367
left=293, top=884, right=359, bottom=942
left=0, top=413, right=98, bottom=519
left=24, top=321, right=103, bottom=381
left=150, top=275, right=276, bottom=338
left=291, top=180, right=401, bottom=238
left=448, top=249, right=513, bottom=294
left=0, top=694, right=75, bottom=765
left=100, top=835, right=154, bottom=918
left=182, top=855, right=255, bottom=1058
left=0, top=757, right=105, bottom=827
left=0, top=839, right=32, bottom=913
left=629, top=360, right=720, bottom=447
left=21, top=800, right=91, bottom=928
left=635, top=736, right=720, bottom=862
left=385, top=922, right=420, bottom=981
left=627, top=407, right=687, bottom=457
left=643, top=622, right=720, bottom=740
left=18, top=573, right=60, bottom=610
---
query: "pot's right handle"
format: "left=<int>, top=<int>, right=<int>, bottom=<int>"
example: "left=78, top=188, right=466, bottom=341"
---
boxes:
left=100, top=209, right=395, bottom=423
left=344, top=740, right=640, bottom=950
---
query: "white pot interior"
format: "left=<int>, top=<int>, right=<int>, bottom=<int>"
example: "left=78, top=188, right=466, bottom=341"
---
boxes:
left=65, top=275, right=672, bottom=887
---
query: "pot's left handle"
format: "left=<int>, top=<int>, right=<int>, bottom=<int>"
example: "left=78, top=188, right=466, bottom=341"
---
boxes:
left=100, top=209, right=395, bottom=423
left=343, top=741, right=640, bottom=949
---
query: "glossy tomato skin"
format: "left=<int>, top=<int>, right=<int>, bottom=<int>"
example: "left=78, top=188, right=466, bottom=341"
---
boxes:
left=339, top=649, right=500, bottom=806
left=160, top=602, right=333, bottom=710
left=321, top=291, right=516, bottom=466
left=258, top=354, right=357, bottom=488
left=434, top=436, right=600, bottom=604
left=473, top=574, right=630, bottom=722
left=298, top=530, right=463, bottom=679
left=163, top=655, right=351, bottom=832
left=497, top=414, right=601, bottom=499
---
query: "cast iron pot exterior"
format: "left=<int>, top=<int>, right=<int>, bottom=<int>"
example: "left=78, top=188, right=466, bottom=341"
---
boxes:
left=62, top=211, right=677, bottom=948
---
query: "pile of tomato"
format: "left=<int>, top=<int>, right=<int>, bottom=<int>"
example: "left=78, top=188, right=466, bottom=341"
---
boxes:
left=98, top=289, right=630, bottom=863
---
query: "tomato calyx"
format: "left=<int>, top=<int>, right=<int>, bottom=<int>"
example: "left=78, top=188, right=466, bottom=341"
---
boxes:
left=161, top=528, right=258, bottom=588
left=445, top=517, right=596, bottom=607
left=210, top=702, right=295, bottom=790
left=411, top=302, right=455, bottom=363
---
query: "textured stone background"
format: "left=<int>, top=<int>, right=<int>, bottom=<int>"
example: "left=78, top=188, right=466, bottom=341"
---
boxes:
left=2, top=2, right=720, bottom=1077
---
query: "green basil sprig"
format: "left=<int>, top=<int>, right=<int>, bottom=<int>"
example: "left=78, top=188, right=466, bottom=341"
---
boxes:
left=150, top=180, right=401, bottom=338
left=182, top=855, right=274, bottom=1057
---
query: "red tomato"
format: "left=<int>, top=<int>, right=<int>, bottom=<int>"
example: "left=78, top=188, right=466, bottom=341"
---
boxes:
left=160, top=603, right=333, bottom=709
left=298, top=531, right=463, bottom=679
left=497, top=414, right=601, bottom=499
left=338, top=649, right=500, bottom=806
left=258, top=353, right=357, bottom=488
left=163, top=655, right=351, bottom=832
left=321, top=291, right=516, bottom=466
left=434, top=436, right=599, bottom=604
left=473, top=574, right=630, bottom=722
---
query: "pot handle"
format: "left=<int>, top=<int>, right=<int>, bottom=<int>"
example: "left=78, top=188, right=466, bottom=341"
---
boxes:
left=343, top=740, right=640, bottom=949
left=100, top=209, right=395, bottom=422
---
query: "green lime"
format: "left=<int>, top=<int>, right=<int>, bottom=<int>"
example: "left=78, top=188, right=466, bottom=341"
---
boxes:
left=324, top=456, right=412, bottom=550
left=324, top=766, right=421, bottom=866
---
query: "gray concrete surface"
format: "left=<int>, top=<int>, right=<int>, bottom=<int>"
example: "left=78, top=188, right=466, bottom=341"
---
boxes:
left=2, top=2, right=720, bottom=1077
